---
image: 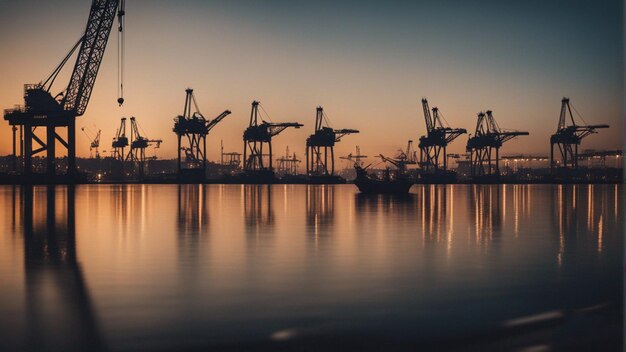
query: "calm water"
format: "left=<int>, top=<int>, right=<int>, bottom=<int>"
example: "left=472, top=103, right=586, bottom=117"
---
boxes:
left=0, top=184, right=622, bottom=351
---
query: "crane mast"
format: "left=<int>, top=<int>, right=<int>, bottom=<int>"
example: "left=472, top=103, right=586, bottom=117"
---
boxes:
left=3, top=0, right=124, bottom=181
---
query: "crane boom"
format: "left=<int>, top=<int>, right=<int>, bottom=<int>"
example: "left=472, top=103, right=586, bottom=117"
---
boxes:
left=63, top=0, right=123, bottom=115
left=206, top=110, right=232, bottom=132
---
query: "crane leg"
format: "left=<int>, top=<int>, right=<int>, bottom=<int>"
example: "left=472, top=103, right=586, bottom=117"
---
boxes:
left=24, top=125, right=33, bottom=178
left=47, top=126, right=56, bottom=179
left=68, top=119, right=76, bottom=179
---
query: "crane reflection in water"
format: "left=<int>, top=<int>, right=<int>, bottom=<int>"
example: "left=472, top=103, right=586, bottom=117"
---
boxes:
left=0, top=184, right=620, bottom=351
left=21, top=186, right=104, bottom=352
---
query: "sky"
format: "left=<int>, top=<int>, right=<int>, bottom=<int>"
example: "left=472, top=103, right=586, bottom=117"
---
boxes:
left=0, top=0, right=623, bottom=164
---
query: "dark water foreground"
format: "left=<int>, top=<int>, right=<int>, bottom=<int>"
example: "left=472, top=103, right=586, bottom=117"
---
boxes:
left=0, top=184, right=622, bottom=351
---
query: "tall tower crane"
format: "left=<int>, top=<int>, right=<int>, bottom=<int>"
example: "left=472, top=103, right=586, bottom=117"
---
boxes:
left=126, top=117, right=162, bottom=178
left=418, top=98, right=467, bottom=173
left=111, top=117, right=128, bottom=161
left=81, top=126, right=101, bottom=158
left=3, top=0, right=126, bottom=180
left=243, top=101, right=302, bottom=177
left=173, top=88, right=231, bottom=179
left=466, top=110, right=529, bottom=177
left=550, top=97, right=609, bottom=170
left=305, top=106, right=359, bottom=177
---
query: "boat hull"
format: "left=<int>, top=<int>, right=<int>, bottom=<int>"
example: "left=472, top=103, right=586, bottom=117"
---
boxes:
left=354, top=178, right=413, bottom=194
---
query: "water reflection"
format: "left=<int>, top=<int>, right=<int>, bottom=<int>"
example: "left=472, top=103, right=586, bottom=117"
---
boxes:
left=22, top=186, right=104, bottom=352
left=468, top=185, right=503, bottom=244
left=306, top=185, right=335, bottom=238
left=243, top=185, right=274, bottom=235
left=551, top=185, right=621, bottom=266
left=177, top=185, right=208, bottom=274
left=0, top=184, right=620, bottom=351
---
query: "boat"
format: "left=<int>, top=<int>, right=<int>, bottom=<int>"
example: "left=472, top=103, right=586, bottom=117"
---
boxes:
left=353, top=164, right=413, bottom=194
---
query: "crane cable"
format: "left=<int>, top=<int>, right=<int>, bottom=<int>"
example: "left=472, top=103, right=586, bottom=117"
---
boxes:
left=117, top=0, right=126, bottom=106
left=570, top=102, right=590, bottom=126
left=258, top=103, right=273, bottom=123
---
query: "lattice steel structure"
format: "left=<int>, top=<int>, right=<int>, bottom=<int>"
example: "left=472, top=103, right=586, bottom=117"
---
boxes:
left=3, top=0, right=124, bottom=180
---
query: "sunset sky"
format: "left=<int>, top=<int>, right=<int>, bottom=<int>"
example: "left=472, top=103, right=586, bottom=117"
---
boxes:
left=0, top=0, right=622, bottom=163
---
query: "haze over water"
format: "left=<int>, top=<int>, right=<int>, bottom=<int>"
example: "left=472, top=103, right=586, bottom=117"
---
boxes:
left=0, top=184, right=621, bottom=351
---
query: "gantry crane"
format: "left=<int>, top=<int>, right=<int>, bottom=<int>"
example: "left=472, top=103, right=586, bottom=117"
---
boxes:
left=397, top=140, right=417, bottom=165
left=173, top=88, right=231, bottom=178
left=81, top=126, right=101, bottom=158
left=419, top=98, right=467, bottom=173
left=276, top=146, right=300, bottom=176
left=466, top=110, right=529, bottom=177
left=126, top=117, right=162, bottom=178
left=111, top=117, right=128, bottom=161
left=305, top=107, right=359, bottom=177
left=550, top=97, right=609, bottom=171
left=3, top=0, right=126, bottom=180
left=243, top=101, right=302, bottom=176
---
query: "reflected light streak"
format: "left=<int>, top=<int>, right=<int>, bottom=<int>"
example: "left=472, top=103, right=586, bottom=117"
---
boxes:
left=558, top=185, right=564, bottom=268
left=597, top=215, right=603, bottom=253
left=514, top=185, right=519, bottom=238
left=447, top=185, right=454, bottom=258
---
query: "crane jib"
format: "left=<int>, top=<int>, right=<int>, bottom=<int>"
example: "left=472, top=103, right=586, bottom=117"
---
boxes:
left=63, top=0, right=121, bottom=116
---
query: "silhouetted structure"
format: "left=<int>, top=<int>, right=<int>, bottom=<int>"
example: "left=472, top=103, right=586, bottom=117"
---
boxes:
left=126, top=116, right=162, bottom=178
left=276, top=146, right=300, bottom=176
left=340, top=145, right=368, bottom=167
left=21, top=186, right=104, bottom=351
left=550, top=98, right=609, bottom=171
left=111, top=117, right=128, bottom=161
left=81, top=126, right=101, bottom=159
left=419, top=98, right=466, bottom=173
left=220, top=140, right=242, bottom=168
left=3, top=0, right=125, bottom=181
left=305, top=106, right=358, bottom=177
left=173, top=88, right=231, bottom=180
left=466, top=110, right=529, bottom=177
left=243, top=101, right=302, bottom=179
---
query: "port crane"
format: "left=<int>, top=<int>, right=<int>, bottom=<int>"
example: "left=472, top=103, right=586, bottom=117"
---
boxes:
left=243, top=101, right=302, bottom=175
left=305, top=106, right=359, bottom=177
left=550, top=97, right=609, bottom=170
left=3, top=0, right=126, bottom=180
left=466, top=110, right=529, bottom=177
left=397, top=140, right=417, bottom=165
left=419, top=98, right=466, bottom=173
left=173, top=88, right=231, bottom=178
left=126, top=116, right=162, bottom=178
left=81, top=126, right=101, bottom=158
left=111, top=117, right=128, bottom=161
left=276, top=146, right=301, bottom=176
